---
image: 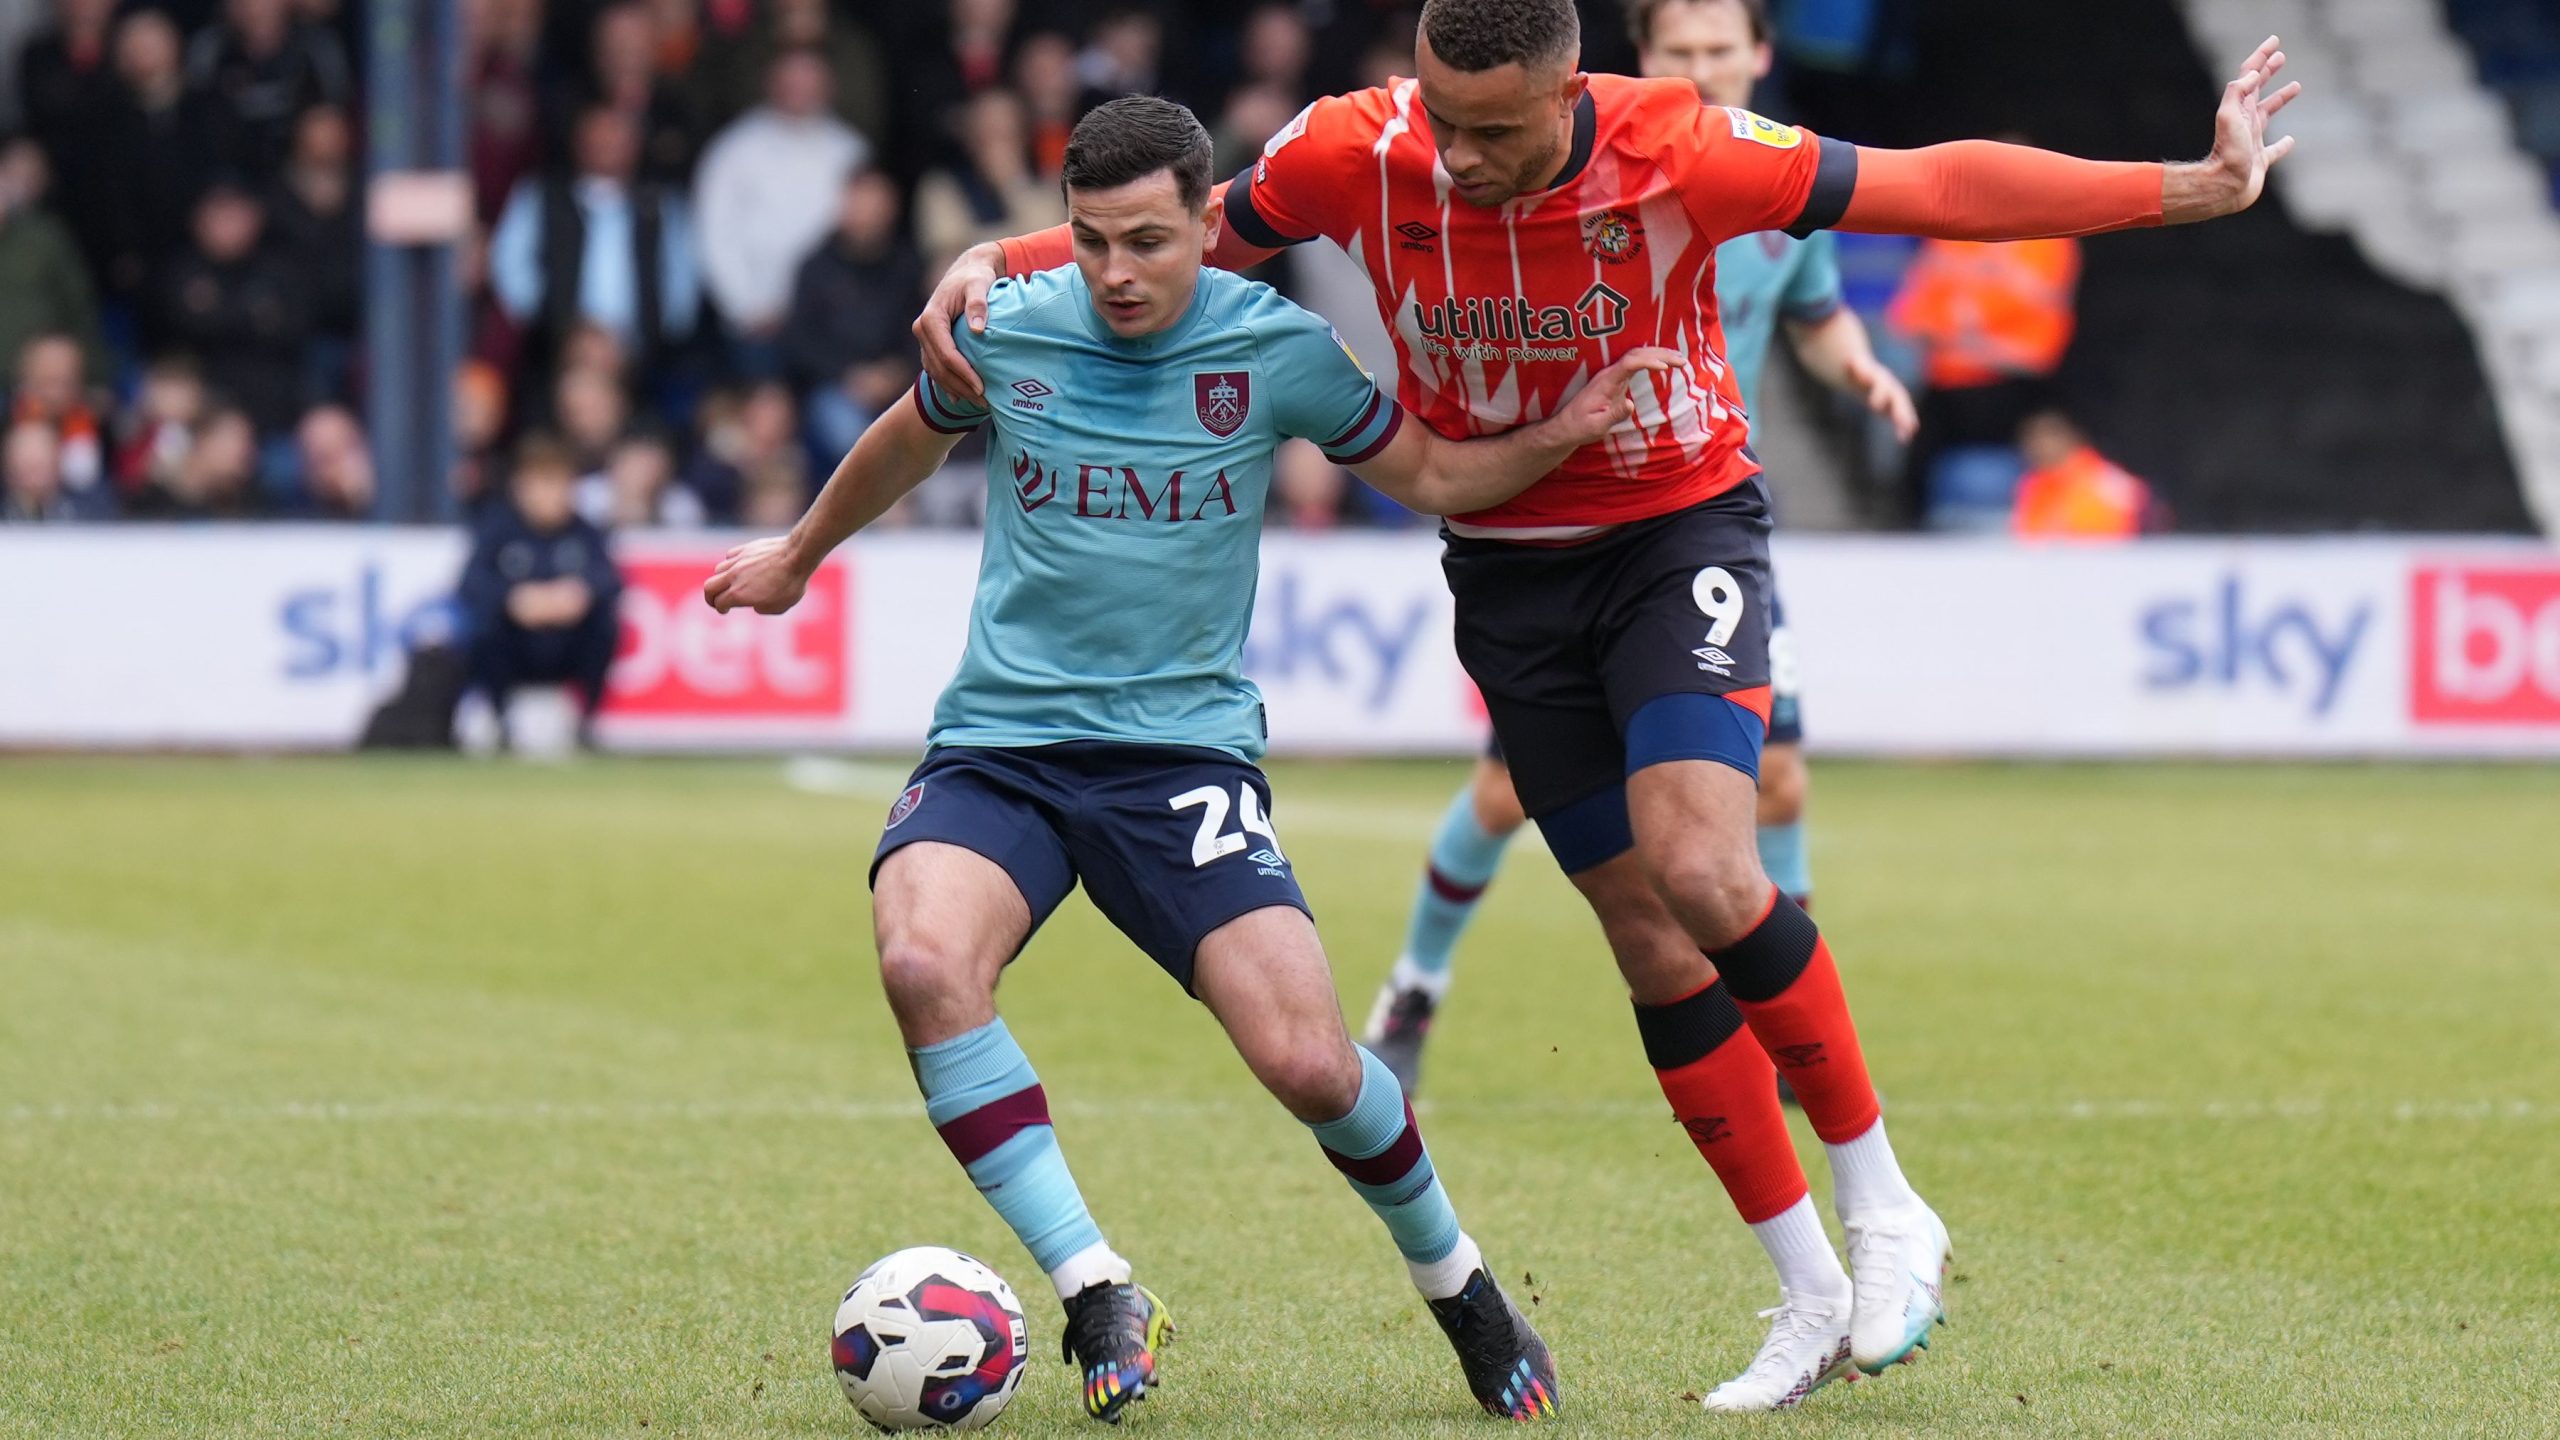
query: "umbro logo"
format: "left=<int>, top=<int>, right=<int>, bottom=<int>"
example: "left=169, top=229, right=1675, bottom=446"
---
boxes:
left=1010, top=377, right=1054, bottom=413
left=1773, top=1042, right=1828, bottom=1068
left=1682, top=1115, right=1731, bottom=1145
left=1694, top=645, right=1736, bottom=676
left=1395, top=220, right=1438, bottom=252
left=1247, top=848, right=1286, bottom=868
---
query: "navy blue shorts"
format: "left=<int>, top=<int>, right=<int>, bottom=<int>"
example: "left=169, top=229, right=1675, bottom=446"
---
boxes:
left=1767, top=592, right=1805, bottom=748
left=868, top=742, right=1311, bottom=995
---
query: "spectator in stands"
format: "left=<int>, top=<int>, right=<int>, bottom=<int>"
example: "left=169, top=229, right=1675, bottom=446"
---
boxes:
left=1214, top=82, right=1301, bottom=179
left=459, top=434, right=624, bottom=747
left=785, top=168, right=922, bottom=459
left=1237, top=3, right=1314, bottom=102
left=604, top=431, right=702, bottom=527
left=16, top=0, right=122, bottom=279
left=188, top=0, right=352, bottom=183
left=450, top=358, right=508, bottom=512
left=266, top=104, right=359, bottom=399
left=0, top=139, right=104, bottom=387
left=914, top=89, right=1065, bottom=274
left=1273, top=439, right=1349, bottom=529
left=465, top=0, right=544, bottom=223
left=12, top=333, right=105, bottom=498
left=898, top=0, right=1018, bottom=174
left=1077, top=7, right=1162, bottom=109
left=692, top=48, right=867, bottom=373
left=738, top=455, right=810, bottom=529
left=99, top=8, right=219, bottom=303
left=2, top=418, right=108, bottom=521
left=551, top=363, right=634, bottom=495
left=1015, top=32, right=1081, bottom=178
left=290, top=402, right=374, bottom=519
left=579, top=0, right=697, bottom=184
left=128, top=404, right=260, bottom=519
left=489, top=102, right=699, bottom=388
left=694, top=0, right=889, bottom=153
left=157, top=178, right=311, bottom=439
left=681, top=379, right=802, bottom=523
left=1889, top=229, right=2082, bottom=524
left=112, top=354, right=206, bottom=506
left=2011, top=411, right=2167, bottom=540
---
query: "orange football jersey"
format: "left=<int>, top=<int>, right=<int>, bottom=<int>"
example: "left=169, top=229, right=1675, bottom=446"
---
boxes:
left=1227, top=73, right=1856, bottom=534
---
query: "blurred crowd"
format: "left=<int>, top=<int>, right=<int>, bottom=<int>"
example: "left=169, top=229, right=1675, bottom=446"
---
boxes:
left=0, top=0, right=1451, bottom=528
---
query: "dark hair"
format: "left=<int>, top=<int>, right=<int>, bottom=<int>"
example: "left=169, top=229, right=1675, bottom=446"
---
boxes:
left=1626, top=0, right=1769, bottom=49
left=1062, top=95, right=1214, bottom=211
left=1419, top=0, right=1580, bottom=72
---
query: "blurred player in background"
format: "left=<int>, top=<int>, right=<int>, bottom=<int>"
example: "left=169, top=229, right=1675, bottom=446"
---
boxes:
left=1358, top=0, right=1919, bottom=1106
left=713, top=98, right=1673, bottom=1425
left=918, top=0, right=2297, bottom=1409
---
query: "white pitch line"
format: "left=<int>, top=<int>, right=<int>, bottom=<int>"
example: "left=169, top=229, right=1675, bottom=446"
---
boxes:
left=4, top=1098, right=2548, bottom=1125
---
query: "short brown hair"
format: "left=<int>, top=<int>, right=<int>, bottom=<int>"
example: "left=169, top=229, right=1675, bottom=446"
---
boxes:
left=1419, top=0, right=1580, bottom=73
left=510, top=432, right=578, bottom=479
left=1625, top=0, right=1770, bottom=49
left=1063, top=95, right=1215, bottom=211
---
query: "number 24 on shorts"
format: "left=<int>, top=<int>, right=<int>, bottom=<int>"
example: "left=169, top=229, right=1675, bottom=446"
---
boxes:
left=1170, top=783, right=1285, bottom=868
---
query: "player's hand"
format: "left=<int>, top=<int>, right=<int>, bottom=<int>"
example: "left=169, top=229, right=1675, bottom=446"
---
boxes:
left=1547, top=347, right=1684, bottom=448
left=2177, top=36, right=2300, bottom=221
left=914, top=241, right=1003, bottom=405
left=703, top=536, right=813, bottom=616
left=1847, top=354, right=1919, bottom=442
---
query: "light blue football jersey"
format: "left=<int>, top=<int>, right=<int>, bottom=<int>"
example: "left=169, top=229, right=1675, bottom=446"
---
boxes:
left=913, top=264, right=1402, bottom=761
left=1713, top=228, right=1845, bottom=421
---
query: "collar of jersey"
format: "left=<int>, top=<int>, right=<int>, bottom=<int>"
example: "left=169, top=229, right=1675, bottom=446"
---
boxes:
left=1070, top=265, right=1214, bottom=355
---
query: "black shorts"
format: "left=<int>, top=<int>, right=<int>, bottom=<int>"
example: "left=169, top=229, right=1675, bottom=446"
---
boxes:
left=1482, top=586, right=1802, bottom=758
left=1443, top=481, right=1778, bottom=873
left=869, top=742, right=1311, bottom=994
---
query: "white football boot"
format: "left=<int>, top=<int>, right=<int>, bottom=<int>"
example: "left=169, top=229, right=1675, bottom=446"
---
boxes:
left=1844, top=1201, right=1951, bottom=1372
left=1699, top=1288, right=1856, bottom=1412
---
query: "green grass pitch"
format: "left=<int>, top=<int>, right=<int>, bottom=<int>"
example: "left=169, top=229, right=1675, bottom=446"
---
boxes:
left=4, top=756, right=2557, bottom=1438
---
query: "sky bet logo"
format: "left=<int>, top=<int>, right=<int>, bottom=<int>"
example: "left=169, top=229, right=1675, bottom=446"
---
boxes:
left=2139, top=575, right=2371, bottom=717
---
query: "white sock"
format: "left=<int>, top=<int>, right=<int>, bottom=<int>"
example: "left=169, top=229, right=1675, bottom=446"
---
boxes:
left=1047, top=1240, right=1134, bottom=1300
left=1826, top=1117, right=1921, bottom=1222
left=1406, top=1230, right=1484, bottom=1300
left=1390, top=955, right=1454, bottom=1002
left=1750, top=1196, right=1849, bottom=1302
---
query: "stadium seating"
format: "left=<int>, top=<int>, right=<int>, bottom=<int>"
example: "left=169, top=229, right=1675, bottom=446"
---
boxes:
left=2176, top=0, right=2560, bottom=531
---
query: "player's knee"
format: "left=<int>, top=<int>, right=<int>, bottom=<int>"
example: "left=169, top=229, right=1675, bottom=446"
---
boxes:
left=874, top=932, right=986, bottom=1015
left=1254, top=1038, right=1364, bottom=1123
left=1642, top=841, right=1769, bottom=948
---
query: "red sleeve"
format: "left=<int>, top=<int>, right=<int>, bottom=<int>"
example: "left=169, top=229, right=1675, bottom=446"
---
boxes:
left=1837, top=142, right=2164, bottom=240
left=1223, top=90, right=1382, bottom=250
left=1663, top=104, right=1840, bottom=245
left=998, top=225, right=1071, bottom=277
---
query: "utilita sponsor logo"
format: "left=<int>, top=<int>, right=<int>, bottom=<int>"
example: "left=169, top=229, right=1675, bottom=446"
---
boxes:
left=2410, top=566, right=2560, bottom=725
left=607, top=559, right=848, bottom=716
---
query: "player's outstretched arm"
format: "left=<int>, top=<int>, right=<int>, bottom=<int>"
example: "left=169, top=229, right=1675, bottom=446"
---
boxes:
left=1353, top=348, right=1682, bottom=516
left=915, top=180, right=1284, bottom=404
left=1785, top=310, right=1917, bottom=442
left=1837, top=37, right=2299, bottom=239
left=703, top=392, right=964, bottom=616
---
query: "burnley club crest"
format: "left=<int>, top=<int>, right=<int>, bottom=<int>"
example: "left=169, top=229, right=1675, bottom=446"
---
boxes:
left=1195, top=371, right=1250, bottom=437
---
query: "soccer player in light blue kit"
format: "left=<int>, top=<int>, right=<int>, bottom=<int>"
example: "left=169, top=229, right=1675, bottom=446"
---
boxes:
left=1359, top=0, right=1920, bottom=1095
left=706, top=97, right=1672, bottom=1425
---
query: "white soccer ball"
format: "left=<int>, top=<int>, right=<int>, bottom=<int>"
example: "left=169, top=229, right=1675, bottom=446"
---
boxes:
left=832, top=1247, right=1031, bottom=1432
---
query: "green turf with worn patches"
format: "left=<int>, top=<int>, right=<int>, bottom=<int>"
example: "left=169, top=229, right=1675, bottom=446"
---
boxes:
left=3, top=757, right=2556, bottom=1438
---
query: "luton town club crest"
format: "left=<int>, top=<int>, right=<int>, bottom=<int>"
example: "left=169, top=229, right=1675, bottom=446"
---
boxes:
left=1195, top=371, right=1250, bottom=437
left=1582, top=209, right=1644, bottom=264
